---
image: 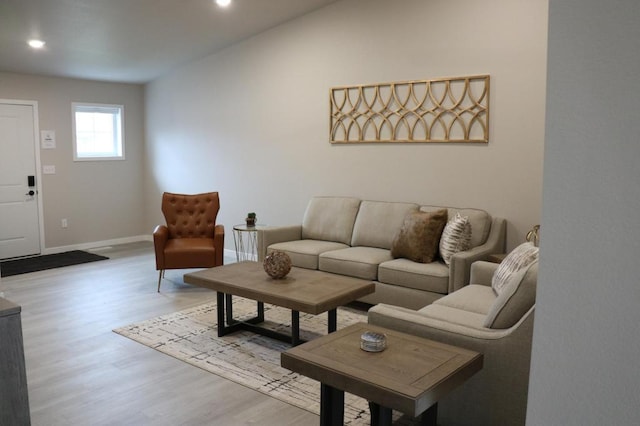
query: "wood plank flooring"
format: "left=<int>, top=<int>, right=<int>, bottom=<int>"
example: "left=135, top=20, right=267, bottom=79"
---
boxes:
left=0, top=242, right=319, bottom=425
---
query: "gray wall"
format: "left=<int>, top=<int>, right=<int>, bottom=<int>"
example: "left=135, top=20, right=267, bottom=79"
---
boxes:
left=145, top=0, right=548, bottom=252
left=0, top=72, right=146, bottom=249
left=527, top=0, right=640, bottom=424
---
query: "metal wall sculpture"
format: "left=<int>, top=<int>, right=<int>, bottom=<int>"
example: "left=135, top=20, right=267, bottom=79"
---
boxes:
left=330, top=75, right=489, bottom=144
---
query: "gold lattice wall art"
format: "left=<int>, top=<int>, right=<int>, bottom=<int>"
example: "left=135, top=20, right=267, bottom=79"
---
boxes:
left=330, top=75, right=490, bottom=144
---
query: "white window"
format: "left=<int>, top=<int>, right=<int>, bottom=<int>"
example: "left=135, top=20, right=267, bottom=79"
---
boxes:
left=72, top=103, right=124, bottom=161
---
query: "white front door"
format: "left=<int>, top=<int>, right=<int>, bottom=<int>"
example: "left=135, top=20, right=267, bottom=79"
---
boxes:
left=0, top=102, right=42, bottom=260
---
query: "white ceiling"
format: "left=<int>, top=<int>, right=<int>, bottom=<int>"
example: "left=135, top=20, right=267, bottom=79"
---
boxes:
left=0, top=0, right=341, bottom=84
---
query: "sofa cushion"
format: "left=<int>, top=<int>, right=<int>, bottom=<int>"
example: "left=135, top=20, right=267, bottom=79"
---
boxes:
left=302, top=196, right=361, bottom=245
left=439, top=212, right=472, bottom=265
left=390, top=209, right=448, bottom=264
left=421, top=206, right=491, bottom=248
left=485, top=261, right=538, bottom=329
left=433, top=284, right=496, bottom=315
left=418, top=304, right=486, bottom=328
left=378, top=258, right=449, bottom=294
left=319, top=247, right=392, bottom=280
left=268, top=240, right=349, bottom=270
left=492, top=242, right=539, bottom=294
left=351, top=201, right=419, bottom=249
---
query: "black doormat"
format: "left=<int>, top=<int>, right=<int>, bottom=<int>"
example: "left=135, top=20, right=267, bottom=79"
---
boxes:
left=0, top=250, right=109, bottom=277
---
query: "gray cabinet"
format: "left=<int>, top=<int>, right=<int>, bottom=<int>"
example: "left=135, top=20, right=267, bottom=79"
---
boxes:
left=0, top=297, right=31, bottom=426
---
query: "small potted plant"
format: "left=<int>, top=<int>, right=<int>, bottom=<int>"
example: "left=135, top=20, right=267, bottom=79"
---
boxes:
left=246, top=212, right=257, bottom=227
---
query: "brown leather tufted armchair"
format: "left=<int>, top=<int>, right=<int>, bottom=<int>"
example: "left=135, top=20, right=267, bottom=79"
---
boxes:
left=153, top=192, right=224, bottom=292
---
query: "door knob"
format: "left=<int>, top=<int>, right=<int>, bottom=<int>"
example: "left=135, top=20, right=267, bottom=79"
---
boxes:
left=26, top=190, right=35, bottom=196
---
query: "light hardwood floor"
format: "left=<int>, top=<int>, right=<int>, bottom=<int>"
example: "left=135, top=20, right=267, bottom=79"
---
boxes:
left=1, top=242, right=319, bottom=425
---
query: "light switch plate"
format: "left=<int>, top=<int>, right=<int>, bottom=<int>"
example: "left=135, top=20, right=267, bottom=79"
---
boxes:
left=43, top=165, right=56, bottom=174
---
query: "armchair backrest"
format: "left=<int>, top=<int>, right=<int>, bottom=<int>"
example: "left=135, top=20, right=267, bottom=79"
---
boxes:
left=161, top=192, right=219, bottom=239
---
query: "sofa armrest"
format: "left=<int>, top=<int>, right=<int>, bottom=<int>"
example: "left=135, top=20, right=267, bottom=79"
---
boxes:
left=257, top=225, right=302, bottom=261
left=368, top=303, right=517, bottom=341
left=469, top=261, right=499, bottom=287
left=448, top=217, right=506, bottom=293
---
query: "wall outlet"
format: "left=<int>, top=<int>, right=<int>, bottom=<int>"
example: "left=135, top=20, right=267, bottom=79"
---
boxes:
left=61, top=218, right=68, bottom=228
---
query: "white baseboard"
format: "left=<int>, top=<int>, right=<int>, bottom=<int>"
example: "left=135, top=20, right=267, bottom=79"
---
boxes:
left=44, top=237, right=241, bottom=262
left=43, top=235, right=151, bottom=255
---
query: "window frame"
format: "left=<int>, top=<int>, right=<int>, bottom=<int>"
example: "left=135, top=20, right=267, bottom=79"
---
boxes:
left=72, top=102, right=125, bottom=161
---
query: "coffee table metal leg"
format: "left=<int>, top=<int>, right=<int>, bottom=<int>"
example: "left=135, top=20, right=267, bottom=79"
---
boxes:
left=257, top=301, right=265, bottom=322
left=320, top=383, right=344, bottom=426
left=225, top=293, right=233, bottom=325
left=217, top=291, right=227, bottom=337
left=369, top=402, right=392, bottom=426
left=291, top=310, right=300, bottom=345
left=327, top=308, right=337, bottom=333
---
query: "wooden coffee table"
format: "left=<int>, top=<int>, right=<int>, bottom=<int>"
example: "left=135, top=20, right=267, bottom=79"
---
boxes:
left=183, top=262, right=375, bottom=345
left=281, top=322, right=483, bottom=426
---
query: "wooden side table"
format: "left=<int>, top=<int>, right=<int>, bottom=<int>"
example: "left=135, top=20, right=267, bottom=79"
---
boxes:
left=281, top=322, right=482, bottom=426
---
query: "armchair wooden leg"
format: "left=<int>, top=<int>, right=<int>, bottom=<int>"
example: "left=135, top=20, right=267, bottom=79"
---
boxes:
left=157, top=270, right=164, bottom=292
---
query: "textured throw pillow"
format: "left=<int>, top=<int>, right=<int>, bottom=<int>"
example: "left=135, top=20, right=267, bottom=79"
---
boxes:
left=390, top=209, right=448, bottom=263
left=439, top=212, right=472, bottom=265
left=491, top=242, right=539, bottom=294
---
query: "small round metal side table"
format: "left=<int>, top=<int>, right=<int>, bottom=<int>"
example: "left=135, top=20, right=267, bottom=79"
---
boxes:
left=232, top=224, right=266, bottom=262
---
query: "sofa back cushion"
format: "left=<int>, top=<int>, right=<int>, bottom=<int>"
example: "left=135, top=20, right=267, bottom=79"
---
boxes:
left=351, top=201, right=419, bottom=249
left=420, top=206, right=492, bottom=248
left=484, top=261, right=538, bottom=329
left=302, top=196, right=361, bottom=245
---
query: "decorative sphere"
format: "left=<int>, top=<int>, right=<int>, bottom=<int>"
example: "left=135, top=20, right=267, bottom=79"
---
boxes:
left=263, top=251, right=292, bottom=279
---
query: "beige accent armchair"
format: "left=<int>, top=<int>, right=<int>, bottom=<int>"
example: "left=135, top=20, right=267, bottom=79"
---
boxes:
left=153, top=192, right=224, bottom=292
left=368, top=260, right=536, bottom=426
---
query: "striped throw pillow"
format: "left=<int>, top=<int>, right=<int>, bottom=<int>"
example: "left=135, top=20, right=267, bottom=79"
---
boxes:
left=439, top=213, right=472, bottom=265
left=492, top=242, right=539, bottom=294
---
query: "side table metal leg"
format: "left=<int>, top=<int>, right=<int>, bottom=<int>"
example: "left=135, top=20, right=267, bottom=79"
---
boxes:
left=369, top=402, right=392, bottom=426
left=320, top=383, right=344, bottom=426
left=232, top=230, right=241, bottom=262
left=419, top=403, right=438, bottom=426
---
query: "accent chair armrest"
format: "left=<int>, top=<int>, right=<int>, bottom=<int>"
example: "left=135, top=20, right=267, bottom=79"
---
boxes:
left=257, top=225, right=302, bottom=261
left=214, top=224, right=225, bottom=265
left=152, top=225, right=169, bottom=270
left=448, top=216, right=506, bottom=293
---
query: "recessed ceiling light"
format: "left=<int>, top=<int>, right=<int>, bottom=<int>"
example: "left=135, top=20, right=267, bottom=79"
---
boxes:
left=216, top=0, right=231, bottom=7
left=28, top=39, right=46, bottom=49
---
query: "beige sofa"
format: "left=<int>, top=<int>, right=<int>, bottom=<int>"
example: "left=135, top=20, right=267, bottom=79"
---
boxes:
left=257, top=196, right=506, bottom=309
left=368, top=260, right=537, bottom=426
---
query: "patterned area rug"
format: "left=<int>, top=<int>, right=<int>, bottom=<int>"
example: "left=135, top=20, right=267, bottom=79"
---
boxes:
left=114, top=298, right=416, bottom=425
